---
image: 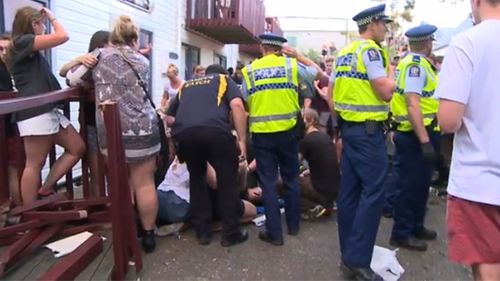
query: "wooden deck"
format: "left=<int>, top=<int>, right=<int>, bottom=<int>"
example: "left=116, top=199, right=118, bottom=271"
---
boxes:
left=2, top=230, right=113, bottom=281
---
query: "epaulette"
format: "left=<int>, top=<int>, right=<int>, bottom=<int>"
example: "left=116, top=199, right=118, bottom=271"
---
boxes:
left=412, top=56, right=421, bottom=63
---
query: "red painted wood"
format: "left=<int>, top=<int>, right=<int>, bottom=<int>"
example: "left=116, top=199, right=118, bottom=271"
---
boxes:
left=102, top=103, right=143, bottom=280
left=37, top=234, right=103, bottom=281
left=0, top=88, right=80, bottom=115
left=22, top=210, right=88, bottom=222
left=0, top=115, right=9, bottom=204
left=9, top=193, right=67, bottom=216
left=42, top=197, right=109, bottom=210
left=5, top=224, right=63, bottom=273
left=0, top=234, right=23, bottom=247
left=0, top=228, right=42, bottom=276
left=0, top=220, right=44, bottom=238
left=59, top=222, right=109, bottom=238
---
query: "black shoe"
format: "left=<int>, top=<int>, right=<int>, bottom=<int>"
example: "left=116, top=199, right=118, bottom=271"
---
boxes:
left=141, top=230, right=156, bottom=253
left=390, top=237, right=428, bottom=251
left=221, top=229, right=249, bottom=247
left=197, top=234, right=212, bottom=246
left=414, top=227, right=437, bottom=240
left=287, top=228, right=299, bottom=236
left=341, top=263, right=383, bottom=281
left=258, top=231, right=284, bottom=246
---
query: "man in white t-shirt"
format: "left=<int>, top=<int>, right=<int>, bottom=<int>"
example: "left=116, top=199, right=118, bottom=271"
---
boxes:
left=436, top=0, right=500, bottom=280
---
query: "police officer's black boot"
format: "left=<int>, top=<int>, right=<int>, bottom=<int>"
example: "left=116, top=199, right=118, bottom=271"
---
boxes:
left=390, top=237, right=428, bottom=251
left=414, top=227, right=437, bottom=240
left=341, top=262, right=383, bottom=281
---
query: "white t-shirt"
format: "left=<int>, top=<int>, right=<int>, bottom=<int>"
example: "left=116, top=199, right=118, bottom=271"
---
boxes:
left=435, top=19, right=500, bottom=206
left=157, top=158, right=190, bottom=202
left=163, top=79, right=183, bottom=100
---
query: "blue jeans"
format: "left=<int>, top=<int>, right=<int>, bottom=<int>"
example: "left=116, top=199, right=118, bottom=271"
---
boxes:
left=157, top=190, right=190, bottom=224
left=252, top=129, right=300, bottom=240
left=391, top=130, right=440, bottom=240
left=337, top=123, right=388, bottom=267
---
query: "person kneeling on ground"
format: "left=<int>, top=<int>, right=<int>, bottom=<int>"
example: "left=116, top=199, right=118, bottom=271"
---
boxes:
left=298, top=108, right=340, bottom=221
left=156, top=156, right=257, bottom=236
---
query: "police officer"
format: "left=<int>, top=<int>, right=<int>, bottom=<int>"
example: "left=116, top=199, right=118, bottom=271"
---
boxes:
left=241, top=34, right=319, bottom=246
left=390, top=24, right=439, bottom=251
left=334, top=4, right=395, bottom=280
left=166, top=64, right=248, bottom=247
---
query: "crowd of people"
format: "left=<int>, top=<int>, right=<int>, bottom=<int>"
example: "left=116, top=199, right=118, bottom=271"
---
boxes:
left=1, top=1, right=499, bottom=280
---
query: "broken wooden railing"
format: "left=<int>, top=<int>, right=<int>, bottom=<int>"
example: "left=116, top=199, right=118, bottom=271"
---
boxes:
left=0, top=88, right=141, bottom=280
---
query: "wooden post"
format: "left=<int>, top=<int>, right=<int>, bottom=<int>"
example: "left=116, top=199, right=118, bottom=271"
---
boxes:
left=0, top=115, right=9, bottom=203
left=102, top=103, right=142, bottom=280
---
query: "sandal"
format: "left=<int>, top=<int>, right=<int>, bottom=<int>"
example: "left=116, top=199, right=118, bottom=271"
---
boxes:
left=38, top=188, right=56, bottom=198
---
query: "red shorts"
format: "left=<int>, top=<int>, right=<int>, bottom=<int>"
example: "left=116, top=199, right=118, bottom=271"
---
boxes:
left=447, top=195, right=500, bottom=265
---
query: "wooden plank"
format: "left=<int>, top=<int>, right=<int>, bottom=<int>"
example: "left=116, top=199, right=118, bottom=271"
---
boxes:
left=9, top=193, right=67, bottom=216
left=2, top=247, right=48, bottom=281
left=38, top=234, right=103, bottom=281
left=0, top=228, right=42, bottom=276
left=0, top=220, right=44, bottom=238
left=0, top=234, right=23, bottom=247
left=0, top=115, right=9, bottom=204
left=75, top=234, right=112, bottom=281
left=42, top=197, right=109, bottom=210
left=90, top=241, right=114, bottom=281
left=7, top=224, right=62, bottom=268
left=0, top=88, right=80, bottom=115
left=22, top=210, right=88, bottom=223
left=60, top=223, right=110, bottom=238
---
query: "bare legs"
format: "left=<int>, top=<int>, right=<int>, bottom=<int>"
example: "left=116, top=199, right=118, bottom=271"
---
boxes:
left=472, top=263, right=500, bottom=281
left=128, top=157, right=158, bottom=231
left=21, top=125, right=85, bottom=205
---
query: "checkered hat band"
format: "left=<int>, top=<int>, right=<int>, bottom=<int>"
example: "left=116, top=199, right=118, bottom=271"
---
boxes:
left=356, top=11, right=385, bottom=26
left=261, top=39, right=283, bottom=46
left=408, top=36, right=432, bottom=42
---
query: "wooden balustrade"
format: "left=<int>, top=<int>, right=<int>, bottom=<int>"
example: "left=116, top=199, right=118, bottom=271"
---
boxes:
left=186, top=0, right=266, bottom=44
left=0, top=88, right=141, bottom=279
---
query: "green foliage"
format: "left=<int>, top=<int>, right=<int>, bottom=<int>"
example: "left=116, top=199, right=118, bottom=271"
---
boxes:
left=302, top=48, right=322, bottom=63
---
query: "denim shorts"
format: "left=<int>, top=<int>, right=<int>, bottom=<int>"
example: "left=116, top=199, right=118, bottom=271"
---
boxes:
left=157, top=190, right=190, bottom=224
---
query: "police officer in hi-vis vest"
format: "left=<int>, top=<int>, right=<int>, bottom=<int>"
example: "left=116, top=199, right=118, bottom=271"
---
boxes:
left=241, top=33, right=320, bottom=246
left=333, top=4, right=395, bottom=281
left=389, top=24, right=440, bottom=252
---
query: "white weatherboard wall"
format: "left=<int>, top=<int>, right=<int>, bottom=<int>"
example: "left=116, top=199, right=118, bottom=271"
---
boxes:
left=36, top=0, right=180, bottom=179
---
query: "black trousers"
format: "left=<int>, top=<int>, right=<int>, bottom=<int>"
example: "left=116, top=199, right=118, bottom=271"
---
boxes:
left=175, top=127, right=241, bottom=239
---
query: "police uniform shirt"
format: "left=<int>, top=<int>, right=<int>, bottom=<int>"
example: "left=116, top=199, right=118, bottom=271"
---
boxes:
left=240, top=63, right=317, bottom=101
left=362, top=48, right=387, bottom=80
left=167, top=74, right=243, bottom=136
left=402, top=54, right=427, bottom=95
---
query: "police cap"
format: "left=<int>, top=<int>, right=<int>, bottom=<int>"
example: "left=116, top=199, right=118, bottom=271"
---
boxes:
left=353, top=4, right=393, bottom=27
left=258, top=33, right=287, bottom=48
left=405, top=24, right=438, bottom=42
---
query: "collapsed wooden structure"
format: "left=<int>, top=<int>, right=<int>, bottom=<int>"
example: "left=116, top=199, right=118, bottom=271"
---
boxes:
left=0, top=88, right=142, bottom=280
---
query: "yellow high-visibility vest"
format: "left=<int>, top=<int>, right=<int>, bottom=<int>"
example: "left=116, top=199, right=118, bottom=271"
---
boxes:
left=334, top=39, right=390, bottom=122
left=391, top=54, right=439, bottom=132
left=242, top=54, right=300, bottom=133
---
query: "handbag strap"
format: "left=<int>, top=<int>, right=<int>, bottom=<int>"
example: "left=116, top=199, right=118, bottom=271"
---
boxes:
left=118, top=48, right=157, bottom=109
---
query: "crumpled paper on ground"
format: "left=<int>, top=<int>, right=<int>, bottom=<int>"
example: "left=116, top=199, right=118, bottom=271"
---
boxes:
left=371, top=245, right=405, bottom=281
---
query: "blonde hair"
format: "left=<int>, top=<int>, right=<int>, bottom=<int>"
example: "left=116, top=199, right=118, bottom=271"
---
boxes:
left=110, top=15, right=139, bottom=46
left=324, top=56, right=335, bottom=64
left=304, top=108, right=320, bottom=127
left=167, top=63, right=178, bottom=75
left=194, top=65, right=205, bottom=73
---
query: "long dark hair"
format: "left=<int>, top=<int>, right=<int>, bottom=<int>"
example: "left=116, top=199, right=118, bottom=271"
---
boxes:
left=88, top=30, right=110, bottom=52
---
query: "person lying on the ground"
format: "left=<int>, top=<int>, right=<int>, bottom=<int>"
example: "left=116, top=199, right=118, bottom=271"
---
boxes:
left=155, top=156, right=257, bottom=236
